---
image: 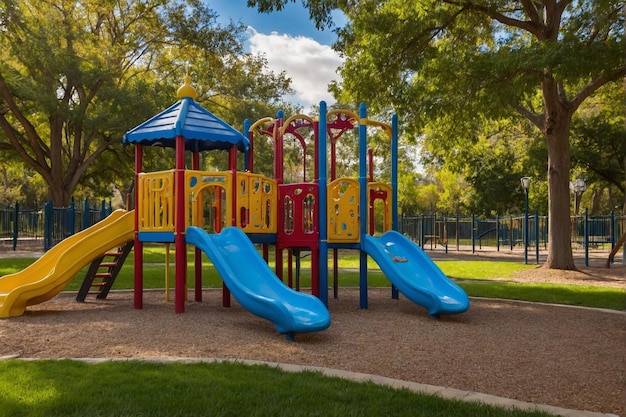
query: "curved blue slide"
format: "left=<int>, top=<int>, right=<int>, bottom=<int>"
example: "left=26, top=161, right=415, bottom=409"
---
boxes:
left=185, top=226, right=331, bottom=337
left=363, top=231, right=470, bottom=316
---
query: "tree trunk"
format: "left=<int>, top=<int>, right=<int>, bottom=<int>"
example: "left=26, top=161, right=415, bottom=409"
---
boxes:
left=46, top=184, right=72, bottom=208
left=544, top=120, right=577, bottom=270
left=590, top=187, right=604, bottom=215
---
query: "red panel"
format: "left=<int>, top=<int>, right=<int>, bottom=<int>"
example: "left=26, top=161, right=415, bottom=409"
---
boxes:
left=277, top=183, right=319, bottom=249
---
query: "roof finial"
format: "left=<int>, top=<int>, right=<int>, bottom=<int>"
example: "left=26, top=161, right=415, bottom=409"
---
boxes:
left=177, top=72, right=198, bottom=101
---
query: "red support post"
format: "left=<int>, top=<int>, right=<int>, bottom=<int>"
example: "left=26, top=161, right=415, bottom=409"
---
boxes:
left=174, top=135, right=187, bottom=314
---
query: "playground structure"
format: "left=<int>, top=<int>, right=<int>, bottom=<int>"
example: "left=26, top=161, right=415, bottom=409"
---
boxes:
left=0, top=77, right=469, bottom=338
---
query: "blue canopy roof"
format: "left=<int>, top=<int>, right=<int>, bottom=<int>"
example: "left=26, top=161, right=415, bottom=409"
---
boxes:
left=122, top=97, right=249, bottom=152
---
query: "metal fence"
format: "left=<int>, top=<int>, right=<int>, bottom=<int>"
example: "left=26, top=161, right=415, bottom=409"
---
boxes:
left=0, top=199, right=113, bottom=251
left=399, top=210, right=625, bottom=265
left=2, top=199, right=624, bottom=265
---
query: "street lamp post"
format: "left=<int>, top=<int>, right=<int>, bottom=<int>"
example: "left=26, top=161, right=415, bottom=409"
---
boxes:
left=569, top=178, right=587, bottom=215
left=520, top=177, right=531, bottom=264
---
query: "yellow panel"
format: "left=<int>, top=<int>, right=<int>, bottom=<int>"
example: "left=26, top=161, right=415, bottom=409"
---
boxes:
left=138, top=170, right=175, bottom=232
left=238, top=172, right=277, bottom=233
left=327, top=178, right=360, bottom=242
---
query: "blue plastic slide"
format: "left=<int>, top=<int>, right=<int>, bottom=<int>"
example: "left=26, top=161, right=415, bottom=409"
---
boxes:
left=363, top=231, right=470, bottom=316
left=185, top=226, right=331, bottom=338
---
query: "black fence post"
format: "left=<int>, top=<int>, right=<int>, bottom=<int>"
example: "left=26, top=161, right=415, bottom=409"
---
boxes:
left=535, top=209, right=539, bottom=264
left=509, top=215, right=514, bottom=250
left=496, top=214, right=500, bottom=252
left=420, top=214, right=424, bottom=248
left=44, top=201, right=52, bottom=251
left=69, top=198, right=75, bottom=235
left=471, top=213, right=475, bottom=253
left=12, top=202, right=19, bottom=251
left=455, top=203, right=461, bottom=252
left=584, top=208, right=589, bottom=266
left=610, top=210, right=615, bottom=250
left=82, top=198, right=90, bottom=230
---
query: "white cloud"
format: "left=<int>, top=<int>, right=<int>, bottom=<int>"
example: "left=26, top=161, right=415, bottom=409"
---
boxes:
left=247, top=28, right=343, bottom=111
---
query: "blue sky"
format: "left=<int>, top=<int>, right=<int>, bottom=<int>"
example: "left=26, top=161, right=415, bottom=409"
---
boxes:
left=208, top=1, right=345, bottom=110
left=210, top=0, right=342, bottom=45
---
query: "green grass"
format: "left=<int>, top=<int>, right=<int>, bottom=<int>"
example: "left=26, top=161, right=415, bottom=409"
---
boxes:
left=436, top=260, right=534, bottom=280
left=0, top=360, right=554, bottom=417
left=1, top=252, right=623, bottom=311
left=0, top=258, right=34, bottom=276
left=1, top=251, right=621, bottom=416
left=460, top=282, right=626, bottom=311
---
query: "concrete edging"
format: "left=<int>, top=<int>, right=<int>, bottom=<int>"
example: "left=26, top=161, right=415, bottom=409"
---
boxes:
left=1, top=355, right=619, bottom=417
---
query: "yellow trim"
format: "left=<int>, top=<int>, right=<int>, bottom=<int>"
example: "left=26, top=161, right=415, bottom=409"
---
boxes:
left=360, top=119, right=392, bottom=138
left=248, top=117, right=275, bottom=133
left=327, top=109, right=359, bottom=125
left=281, top=114, right=316, bottom=135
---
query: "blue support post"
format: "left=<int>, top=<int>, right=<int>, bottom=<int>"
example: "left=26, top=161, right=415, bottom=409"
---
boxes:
left=318, top=101, right=329, bottom=307
left=243, top=119, right=251, bottom=172
left=391, top=114, right=399, bottom=300
left=391, top=114, right=398, bottom=231
left=358, top=103, right=368, bottom=309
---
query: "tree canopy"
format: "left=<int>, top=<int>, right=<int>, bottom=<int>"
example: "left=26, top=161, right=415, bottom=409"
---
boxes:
left=0, top=0, right=294, bottom=207
left=249, top=0, right=625, bottom=269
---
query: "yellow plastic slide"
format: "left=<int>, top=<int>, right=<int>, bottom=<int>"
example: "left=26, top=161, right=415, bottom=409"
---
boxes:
left=0, top=209, right=134, bottom=318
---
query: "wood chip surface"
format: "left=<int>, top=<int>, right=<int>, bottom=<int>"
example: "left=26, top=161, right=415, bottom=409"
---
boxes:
left=1, top=262, right=624, bottom=415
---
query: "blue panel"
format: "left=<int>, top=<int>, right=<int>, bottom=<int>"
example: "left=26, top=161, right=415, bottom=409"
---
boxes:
left=247, top=233, right=278, bottom=244
left=138, top=231, right=175, bottom=243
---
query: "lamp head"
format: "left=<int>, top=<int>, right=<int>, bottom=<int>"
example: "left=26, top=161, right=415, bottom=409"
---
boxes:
left=572, top=178, right=586, bottom=194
